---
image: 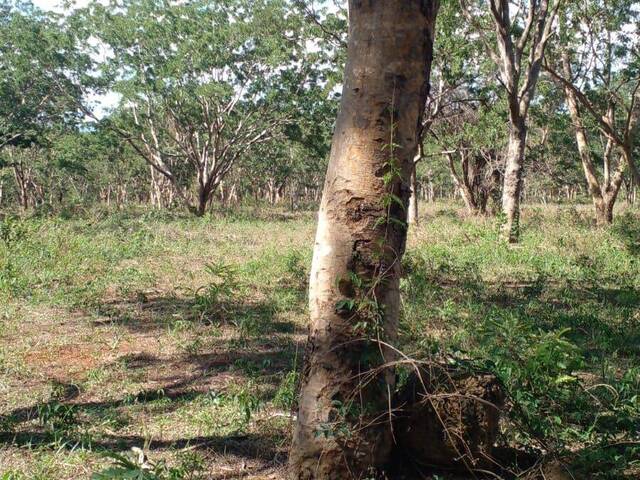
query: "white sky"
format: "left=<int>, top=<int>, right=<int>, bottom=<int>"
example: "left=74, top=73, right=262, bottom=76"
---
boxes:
left=33, top=0, right=87, bottom=13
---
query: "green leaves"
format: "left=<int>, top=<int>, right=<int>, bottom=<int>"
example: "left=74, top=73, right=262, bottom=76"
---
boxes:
left=335, top=298, right=356, bottom=313
left=92, top=452, right=164, bottom=480
left=0, top=2, right=88, bottom=149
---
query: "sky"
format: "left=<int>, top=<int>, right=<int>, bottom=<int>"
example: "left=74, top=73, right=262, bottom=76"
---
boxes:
left=33, top=0, right=85, bottom=13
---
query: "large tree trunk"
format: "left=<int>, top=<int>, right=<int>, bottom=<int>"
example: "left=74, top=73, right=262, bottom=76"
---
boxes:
left=196, top=174, right=215, bottom=217
left=289, top=1, right=438, bottom=478
left=196, top=190, right=208, bottom=217
left=501, top=120, right=526, bottom=242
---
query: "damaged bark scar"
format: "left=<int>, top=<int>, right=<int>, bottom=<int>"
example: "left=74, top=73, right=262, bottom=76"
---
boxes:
left=354, top=114, right=371, bottom=129
left=375, top=102, right=397, bottom=129
left=344, top=196, right=381, bottom=222
left=352, top=239, right=370, bottom=257
left=351, top=239, right=379, bottom=277
left=374, top=164, right=389, bottom=178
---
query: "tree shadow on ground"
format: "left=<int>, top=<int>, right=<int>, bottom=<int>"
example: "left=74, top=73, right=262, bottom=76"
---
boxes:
left=1, top=338, right=297, bottom=422
left=400, top=255, right=640, bottom=479
left=0, top=343, right=296, bottom=463
left=0, top=287, right=303, bottom=470
left=0, top=429, right=279, bottom=463
left=92, top=293, right=298, bottom=336
left=423, top=273, right=640, bottom=360
left=612, top=211, right=640, bottom=257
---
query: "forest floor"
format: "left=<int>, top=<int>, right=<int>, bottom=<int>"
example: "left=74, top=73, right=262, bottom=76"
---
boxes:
left=0, top=203, right=639, bottom=479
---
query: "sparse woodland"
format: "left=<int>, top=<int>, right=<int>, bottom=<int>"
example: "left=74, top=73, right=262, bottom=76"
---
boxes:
left=0, top=1, right=639, bottom=479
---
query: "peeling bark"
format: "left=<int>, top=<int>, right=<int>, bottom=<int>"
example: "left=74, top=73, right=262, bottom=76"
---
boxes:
left=502, top=121, right=526, bottom=241
left=289, top=1, right=439, bottom=478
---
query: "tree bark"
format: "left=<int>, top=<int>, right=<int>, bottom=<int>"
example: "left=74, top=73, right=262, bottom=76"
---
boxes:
left=501, top=120, right=526, bottom=242
left=595, top=198, right=614, bottom=225
left=408, top=145, right=422, bottom=226
left=560, top=53, right=625, bottom=226
left=447, top=151, right=493, bottom=216
left=408, top=166, right=419, bottom=225
left=196, top=189, right=208, bottom=217
left=289, top=1, right=439, bottom=478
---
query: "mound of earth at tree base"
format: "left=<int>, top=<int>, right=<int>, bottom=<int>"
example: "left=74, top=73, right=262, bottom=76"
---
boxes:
left=391, top=366, right=505, bottom=472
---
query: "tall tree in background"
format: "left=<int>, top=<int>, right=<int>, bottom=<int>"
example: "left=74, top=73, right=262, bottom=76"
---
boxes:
left=290, top=1, right=439, bottom=478
left=545, top=0, right=640, bottom=224
left=461, top=0, right=561, bottom=242
left=408, top=0, right=481, bottom=225
left=0, top=1, right=86, bottom=152
left=0, top=1, right=90, bottom=210
left=78, top=0, right=316, bottom=216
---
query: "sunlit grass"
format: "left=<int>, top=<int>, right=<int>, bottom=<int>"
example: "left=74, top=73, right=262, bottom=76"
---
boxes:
left=0, top=202, right=638, bottom=478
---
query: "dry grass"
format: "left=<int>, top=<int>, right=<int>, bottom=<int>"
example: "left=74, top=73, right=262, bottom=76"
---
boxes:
left=0, top=202, right=638, bottom=479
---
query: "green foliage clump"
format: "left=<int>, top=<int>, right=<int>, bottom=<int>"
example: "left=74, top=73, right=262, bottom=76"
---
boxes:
left=93, top=450, right=205, bottom=480
left=273, top=370, right=300, bottom=411
left=400, top=208, right=640, bottom=476
left=192, top=262, right=241, bottom=323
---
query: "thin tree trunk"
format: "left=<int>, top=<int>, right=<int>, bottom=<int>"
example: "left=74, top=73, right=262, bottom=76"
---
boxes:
left=408, top=145, right=422, bottom=226
left=447, top=151, right=481, bottom=215
left=560, top=56, right=616, bottom=225
left=501, top=120, right=526, bottom=242
left=408, top=166, right=419, bottom=225
left=196, top=187, right=208, bottom=217
left=12, top=164, right=29, bottom=211
left=290, top=1, right=438, bottom=478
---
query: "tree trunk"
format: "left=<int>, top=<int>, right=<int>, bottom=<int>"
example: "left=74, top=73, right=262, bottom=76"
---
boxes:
left=560, top=60, right=615, bottom=226
left=459, top=185, right=478, bottom=214
left=12, top=163, right=29, bottom=211
left=598, top=155, right=628, bottom=225
left=290, top=1, right=439, bottom=478
left=501, top=121, right=526, bottom=243
left=595, top=198, right=614, bottom=225
left=196, top=189, right=208, bottom=217
left=447, top=151, right=485, bottom=216
left=408, top=161, right=419, bottom=226
left=408, top=143, right=423, bottom=226
left=195, top=173, right=216, bottom=216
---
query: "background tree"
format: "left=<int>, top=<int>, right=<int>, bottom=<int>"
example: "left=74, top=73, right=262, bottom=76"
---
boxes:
left=461, top=0, right=561, bottom=242
left=0, top=1, right=87, bottom=152
left=0, top=0, right=91, bottom=210
left=76, top=0, right=321, bottom=216
left=544, top=0, right=640, bottom=224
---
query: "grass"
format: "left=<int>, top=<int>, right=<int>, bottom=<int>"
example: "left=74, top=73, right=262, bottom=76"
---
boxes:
left=0, top=202, right=638, bottom=479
